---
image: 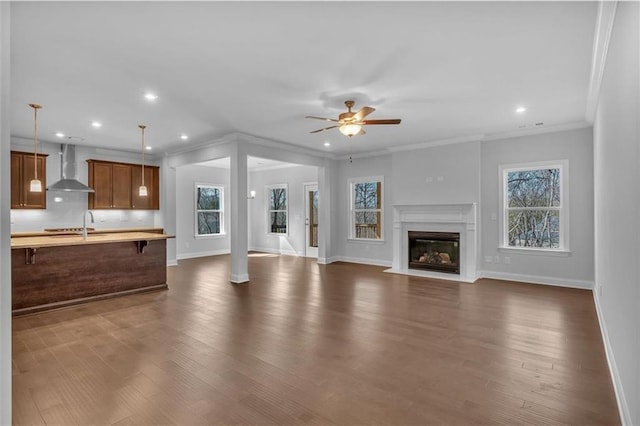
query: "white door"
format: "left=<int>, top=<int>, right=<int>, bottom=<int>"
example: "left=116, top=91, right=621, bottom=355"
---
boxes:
left=304, top=184, right=318, bottom=258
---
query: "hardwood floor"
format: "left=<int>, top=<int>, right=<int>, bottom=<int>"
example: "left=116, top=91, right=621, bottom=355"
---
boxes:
left=12, top=254, right=620, bottom=425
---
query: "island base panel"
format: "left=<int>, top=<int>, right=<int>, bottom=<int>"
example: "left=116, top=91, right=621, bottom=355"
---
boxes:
left=12, top=239, right=167, bottom=313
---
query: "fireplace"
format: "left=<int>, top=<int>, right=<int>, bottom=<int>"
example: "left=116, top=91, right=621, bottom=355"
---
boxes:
left=388, top=203, right=477, bottom=282
left=408, top=231, right=460, bottom=274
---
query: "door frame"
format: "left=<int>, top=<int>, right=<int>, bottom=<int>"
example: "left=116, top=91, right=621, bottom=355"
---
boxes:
left=303, top=182, right=318, bottom=258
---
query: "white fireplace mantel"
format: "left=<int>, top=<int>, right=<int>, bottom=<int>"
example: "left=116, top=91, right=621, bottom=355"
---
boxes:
left=386, top=203, right=478, bottom=283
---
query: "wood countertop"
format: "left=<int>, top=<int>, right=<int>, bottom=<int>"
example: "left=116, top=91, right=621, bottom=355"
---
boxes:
left=11, top=227, right=164, bottom=238
left=11, top=231, right=174, bottom=249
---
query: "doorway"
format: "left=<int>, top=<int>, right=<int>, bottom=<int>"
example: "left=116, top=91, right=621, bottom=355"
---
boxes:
left=304, top=183, right=318, bottom=258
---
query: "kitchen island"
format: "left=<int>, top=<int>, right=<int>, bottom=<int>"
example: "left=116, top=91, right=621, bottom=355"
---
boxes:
left=11, top=229, right=174, bottom=315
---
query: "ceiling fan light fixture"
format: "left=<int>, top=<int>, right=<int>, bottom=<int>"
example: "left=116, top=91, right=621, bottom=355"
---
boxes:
left=339, top=123, right=362, bottom=137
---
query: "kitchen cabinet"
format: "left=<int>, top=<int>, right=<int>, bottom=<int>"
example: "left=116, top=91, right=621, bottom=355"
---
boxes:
left=87, top=159, right=159, bottom=210
left=131, top=164, right=160, bottom=210
left=11, top=151, right=48, bottom=209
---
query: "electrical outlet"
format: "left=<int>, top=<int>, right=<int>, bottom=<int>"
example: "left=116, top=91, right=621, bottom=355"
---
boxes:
left=491, top=213, right=497, bottom=221
left=185, top=242, right=190, bottom=249
left=504, top=256, right=511, bottom=264
left=426, top=177, right=433, bottom=183
left=437, top=176, right=444, bottom=182
left=494, top=255, right=500, bottom=263
left=484, top=256, right=493, bottom=263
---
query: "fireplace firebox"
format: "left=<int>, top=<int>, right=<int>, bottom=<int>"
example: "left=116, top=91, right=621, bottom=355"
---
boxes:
left=408, top=231, right=460, bottom=274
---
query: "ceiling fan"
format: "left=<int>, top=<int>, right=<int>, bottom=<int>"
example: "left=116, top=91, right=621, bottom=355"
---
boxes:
left=306, top=100, right=401, bottom=137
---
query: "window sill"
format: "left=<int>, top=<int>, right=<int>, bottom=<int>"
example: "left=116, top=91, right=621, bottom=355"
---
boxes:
left=348, top=238, right=386, bottom=244
left=267, top=233, right=289, bottom=237
left=195, top=233, right=227, bottom=240
left=498, top=246, right=571, bottom=257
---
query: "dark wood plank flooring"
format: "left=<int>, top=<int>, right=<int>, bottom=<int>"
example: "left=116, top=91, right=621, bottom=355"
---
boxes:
left=12, top=254, right=620, bottom=425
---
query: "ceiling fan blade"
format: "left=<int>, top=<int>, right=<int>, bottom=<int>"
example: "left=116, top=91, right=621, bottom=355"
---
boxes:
left=353, top=106, right=376, bottom=122
left=305, top=115, right=339, bottom=122
left=358, top=128, right=366, bottom=135
left=310, top=125, right=339, bottom=134
left=362, top=119, right=402, bottom=125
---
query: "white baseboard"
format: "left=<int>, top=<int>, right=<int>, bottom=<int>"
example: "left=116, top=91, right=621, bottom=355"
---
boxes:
left=593, top=287, right=631, bottom=425
left=167, top=259, right=178, bottom=267
left=478, top=270, right=594, bottom=290
left=176, top=249, right=230, bottom=260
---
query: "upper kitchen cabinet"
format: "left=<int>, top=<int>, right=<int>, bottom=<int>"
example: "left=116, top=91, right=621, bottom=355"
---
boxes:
left=87, top=159, right=159, bottom=210
left=11, top=151, right=48, bottom=209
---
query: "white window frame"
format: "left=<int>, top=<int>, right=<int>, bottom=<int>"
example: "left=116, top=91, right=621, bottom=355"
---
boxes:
left=266, top=183, right=288, bottom=236
left=194, top=183, right=225, bottom=238
left=348, top=176, right=384, bottom=242
left=499, top=160, right=570, bottom=254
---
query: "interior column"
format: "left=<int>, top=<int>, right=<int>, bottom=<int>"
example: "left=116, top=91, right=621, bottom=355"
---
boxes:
left=229, top=142, right=249, bottom=283
left=317, top=158, right=333, bottom=264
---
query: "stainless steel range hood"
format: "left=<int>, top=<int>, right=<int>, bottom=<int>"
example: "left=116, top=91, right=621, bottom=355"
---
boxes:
left=47, top=144, right=95, bottom=192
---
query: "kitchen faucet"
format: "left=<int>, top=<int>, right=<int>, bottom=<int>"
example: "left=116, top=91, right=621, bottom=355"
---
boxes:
left=82, top=210, right=94, bottom=240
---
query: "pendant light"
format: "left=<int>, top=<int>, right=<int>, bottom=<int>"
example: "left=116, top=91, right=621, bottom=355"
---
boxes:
left=28, top=103, right=43, bottom=192
left=138, top=124, right=148, bottom=197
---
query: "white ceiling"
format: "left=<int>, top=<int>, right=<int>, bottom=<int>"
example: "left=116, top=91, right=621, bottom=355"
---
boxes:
left=10, top=1, right=597, bottom=157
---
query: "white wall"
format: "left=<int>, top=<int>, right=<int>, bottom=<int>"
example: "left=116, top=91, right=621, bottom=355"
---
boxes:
left=480, top=127, right=595, bottom=288
left=248, top=164, right=318, bottom=256
left=391, top=141, right=481, bottom=205
left=333, top=154, right=394, bottom=266
left=175, top=164, right=230, bottom=259
left=10, top=138, right=160, bottom=232
left=593, top=2, right=639, bottom=424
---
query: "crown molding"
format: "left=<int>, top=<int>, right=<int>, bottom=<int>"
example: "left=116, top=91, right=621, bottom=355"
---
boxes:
left=386, top=134, right=485, bottom=153
left=335, top=148, right=391, bottom=162
left=235, top=132, right=335, bottom=160
left=585, top=1, right=618, bottom=123
left=482, top=121, right=591, bottom=142
left=164, top=133, right=239, bottom=156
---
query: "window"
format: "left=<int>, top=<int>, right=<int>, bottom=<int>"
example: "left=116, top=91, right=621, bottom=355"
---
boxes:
left=195, top=184, right=223, bottom=237
left=349, top=177, right=383, bottom=240
left=267, top=184, right=288, bottom=235
left=500, top=161, right=568, bottom=250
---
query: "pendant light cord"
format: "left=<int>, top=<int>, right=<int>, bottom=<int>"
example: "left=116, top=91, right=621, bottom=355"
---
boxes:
left=31, top=104, right=40, bottom=180
left=140, top=125, right=145, bottom=187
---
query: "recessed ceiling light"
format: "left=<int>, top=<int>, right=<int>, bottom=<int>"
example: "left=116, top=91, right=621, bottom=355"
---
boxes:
left=144, top=93, right=158, bottom=101
left=180, top=134, right=189, bottom=140
left=55, top=132, right=65, bottom=138
left=324, top=142, right=331, bottom=147
left=515, top=106, right=527, bottom=114
left=91, top=121, right=102, bottom=128
left=145, top=146, right=152, bottom=151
